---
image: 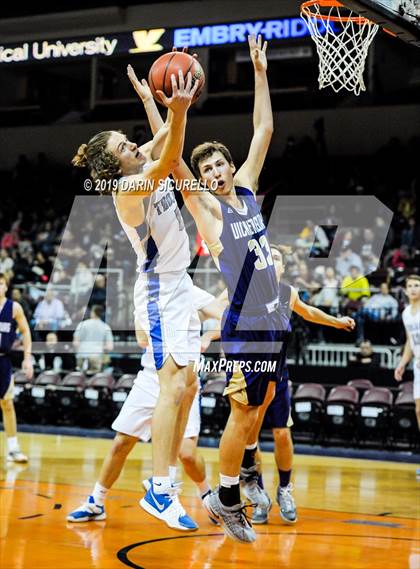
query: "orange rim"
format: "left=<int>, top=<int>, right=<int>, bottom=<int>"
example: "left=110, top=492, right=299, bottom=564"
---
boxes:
left=301, top=0, right=375, bottom=25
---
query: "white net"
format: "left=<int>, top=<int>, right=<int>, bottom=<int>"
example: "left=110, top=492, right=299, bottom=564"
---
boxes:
left=301, top=3, right=379, bottom=96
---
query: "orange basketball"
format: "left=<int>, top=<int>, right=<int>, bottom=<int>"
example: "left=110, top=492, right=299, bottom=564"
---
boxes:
left=148, top=51, right=205, bottom=105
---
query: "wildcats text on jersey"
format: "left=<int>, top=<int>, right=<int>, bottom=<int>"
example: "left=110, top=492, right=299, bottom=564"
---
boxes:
left=230, top=212, right=265, bottom=240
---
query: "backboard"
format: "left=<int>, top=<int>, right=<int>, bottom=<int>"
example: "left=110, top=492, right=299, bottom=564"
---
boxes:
left=340, top=1, right=420, bottom=45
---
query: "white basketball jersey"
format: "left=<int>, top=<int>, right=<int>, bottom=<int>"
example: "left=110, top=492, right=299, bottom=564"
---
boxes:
left=402, top=305, right=420, bottom=360
left=114, top=178, right=190, bottom=274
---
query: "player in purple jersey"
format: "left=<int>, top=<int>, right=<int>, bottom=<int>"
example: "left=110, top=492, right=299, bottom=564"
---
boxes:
left=0, top=273, right=33, bottom=462
left=240, top=245, right=355, bottom=524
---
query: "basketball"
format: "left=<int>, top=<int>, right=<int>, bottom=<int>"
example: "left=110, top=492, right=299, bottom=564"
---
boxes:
left=148, top=51, right=205, bottom=105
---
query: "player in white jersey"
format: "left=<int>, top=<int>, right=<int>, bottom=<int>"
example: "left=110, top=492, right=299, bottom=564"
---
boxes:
left=71, top=73, right=201, bottom=531
left=394, top=274, right=420, bottom=429
left=67, top=285, right=224, bottom=523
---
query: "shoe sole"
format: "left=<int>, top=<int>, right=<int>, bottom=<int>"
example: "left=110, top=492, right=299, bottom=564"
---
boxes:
left=139, top=498, right=198, bottom=532
left=279, top=511, right=297, bottom=525
left=66, top=513, right=106, bottom=523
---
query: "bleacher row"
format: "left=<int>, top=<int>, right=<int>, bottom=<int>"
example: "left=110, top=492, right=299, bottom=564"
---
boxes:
left=11, top=370, right=418, bottom=450
left=199, top=376, right=418, bottom=450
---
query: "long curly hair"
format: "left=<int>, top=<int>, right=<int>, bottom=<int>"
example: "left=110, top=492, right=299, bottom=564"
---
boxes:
left=71, top=131, right=121, bottom=181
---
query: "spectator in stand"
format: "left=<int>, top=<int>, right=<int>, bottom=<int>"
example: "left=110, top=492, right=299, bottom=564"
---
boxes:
left=89, top=274, right=107, bottom=307
left=33, top=289, right=69, bottom=331
left=359, top=228, right=376, bottom=260
left=37, top=332, right=75, bottom=372
left=312, top=267, right=340, bottom=314
left=70, top=260, right=94, bottom=304
left=10, top=288, right=32, bottom=320
left=355, top=282, right=399, bottom=342
left=293, top=261, right=320, bottom=302
left=0, top=249, right=14, bottom=279
left=336, top=246, right=363, bottom=278
left=1, top=227, right=19, bottom=251
left=349, top=340, right=380, bottom=368
left=401, top=217, right=417, bottom=248
left=341, top=265, right=371, bottom=303
left=390, top=245, right=412, bottom=271
left=73, top=305, right=114, bottom=373
left=295, top=220, right=329, bottom=255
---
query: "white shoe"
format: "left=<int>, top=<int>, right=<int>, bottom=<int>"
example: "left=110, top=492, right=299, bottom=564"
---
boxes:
left=7, top=451, right=28, bottom=463
left=140, top=482, right=198, bottom=531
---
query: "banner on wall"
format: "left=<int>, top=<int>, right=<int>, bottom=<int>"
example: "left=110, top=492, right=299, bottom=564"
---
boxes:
left=0, top=17, right=312, bottom=64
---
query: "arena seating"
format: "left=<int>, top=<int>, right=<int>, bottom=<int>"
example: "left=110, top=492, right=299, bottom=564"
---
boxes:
left=324, top=385, right=359, bottom=443
left=199, top=376, right=230, bottom=437
left=292, top=383, right=326, bottom=443
left=111, top=374, right=136, bottom=416
left=391, top=389, right=418, bottom=447
left=357, top=387, right=394, bottom=447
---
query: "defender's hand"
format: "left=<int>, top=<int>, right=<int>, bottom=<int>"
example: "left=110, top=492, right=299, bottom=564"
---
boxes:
left=127, top=65, right=153, bottom=102
left=248, top=34, right=268, bottom=72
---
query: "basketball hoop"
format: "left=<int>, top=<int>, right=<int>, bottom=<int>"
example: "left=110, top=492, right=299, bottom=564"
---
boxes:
left=300, top=0, right=379, bottom=95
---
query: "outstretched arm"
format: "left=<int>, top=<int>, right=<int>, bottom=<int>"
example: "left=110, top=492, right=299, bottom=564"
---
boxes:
left=234, top=34, right=273, bottom=192
left=290, top=287, right=355, bottom=331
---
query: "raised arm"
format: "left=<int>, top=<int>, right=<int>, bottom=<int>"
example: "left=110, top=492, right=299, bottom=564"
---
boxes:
left=234, top=34, right=273, bottom=192
left=127, top=62, right=221, bottom=244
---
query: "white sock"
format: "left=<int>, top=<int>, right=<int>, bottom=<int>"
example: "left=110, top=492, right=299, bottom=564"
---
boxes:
left=169, top=465, right=177, bottom=484
left=197, top=480, right=211, bottom=497
left=245, top=442, right=258, bottom=450
left=92, top=482, right=108, bottom=506
left=220, top=474, right=240, bottom=488
left=7, top=437, right=19, bottom=453
left=153, top=476, right=171, bottom=494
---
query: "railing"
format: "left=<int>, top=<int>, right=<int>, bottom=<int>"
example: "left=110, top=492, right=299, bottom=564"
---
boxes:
left=303, top=343, right=400, bottom=369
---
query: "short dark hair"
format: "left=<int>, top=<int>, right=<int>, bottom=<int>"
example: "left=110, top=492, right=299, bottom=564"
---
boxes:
left=190, top=141, right=234, bottom=178
left=91, top=305, right=104, bottom=318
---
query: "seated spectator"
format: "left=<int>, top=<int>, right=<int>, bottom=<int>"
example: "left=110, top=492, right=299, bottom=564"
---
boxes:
left=341, top=265, right=371, bottom=303
left=355, top=282, right=399, bottom=342
left=89, top=274, right=106, bottom=307
left=33, top=289, right=70, bottom=331
left=348, top=340, right=380, bottom=367
left=73, top=305, right=114, bottom=374
left=336, top=246, right=363, bottom=278
left=293, top=261, right=320, bottom=302
left=312, top=267, right=340, bottom=314
left=400, top=217, right=417, bottom=248
left=70, top=260, right=94, bottom=304
left=37, top=332, right=75, bottom=372
left=11, top=287, right=32, bottom=320
left=295, top=220, right=329, bottom=256
left=0, top=248, right=14, bottom=276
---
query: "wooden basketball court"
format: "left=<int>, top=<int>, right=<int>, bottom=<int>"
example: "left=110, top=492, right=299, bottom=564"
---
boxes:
left=1, top=433, right=419, bottom=568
